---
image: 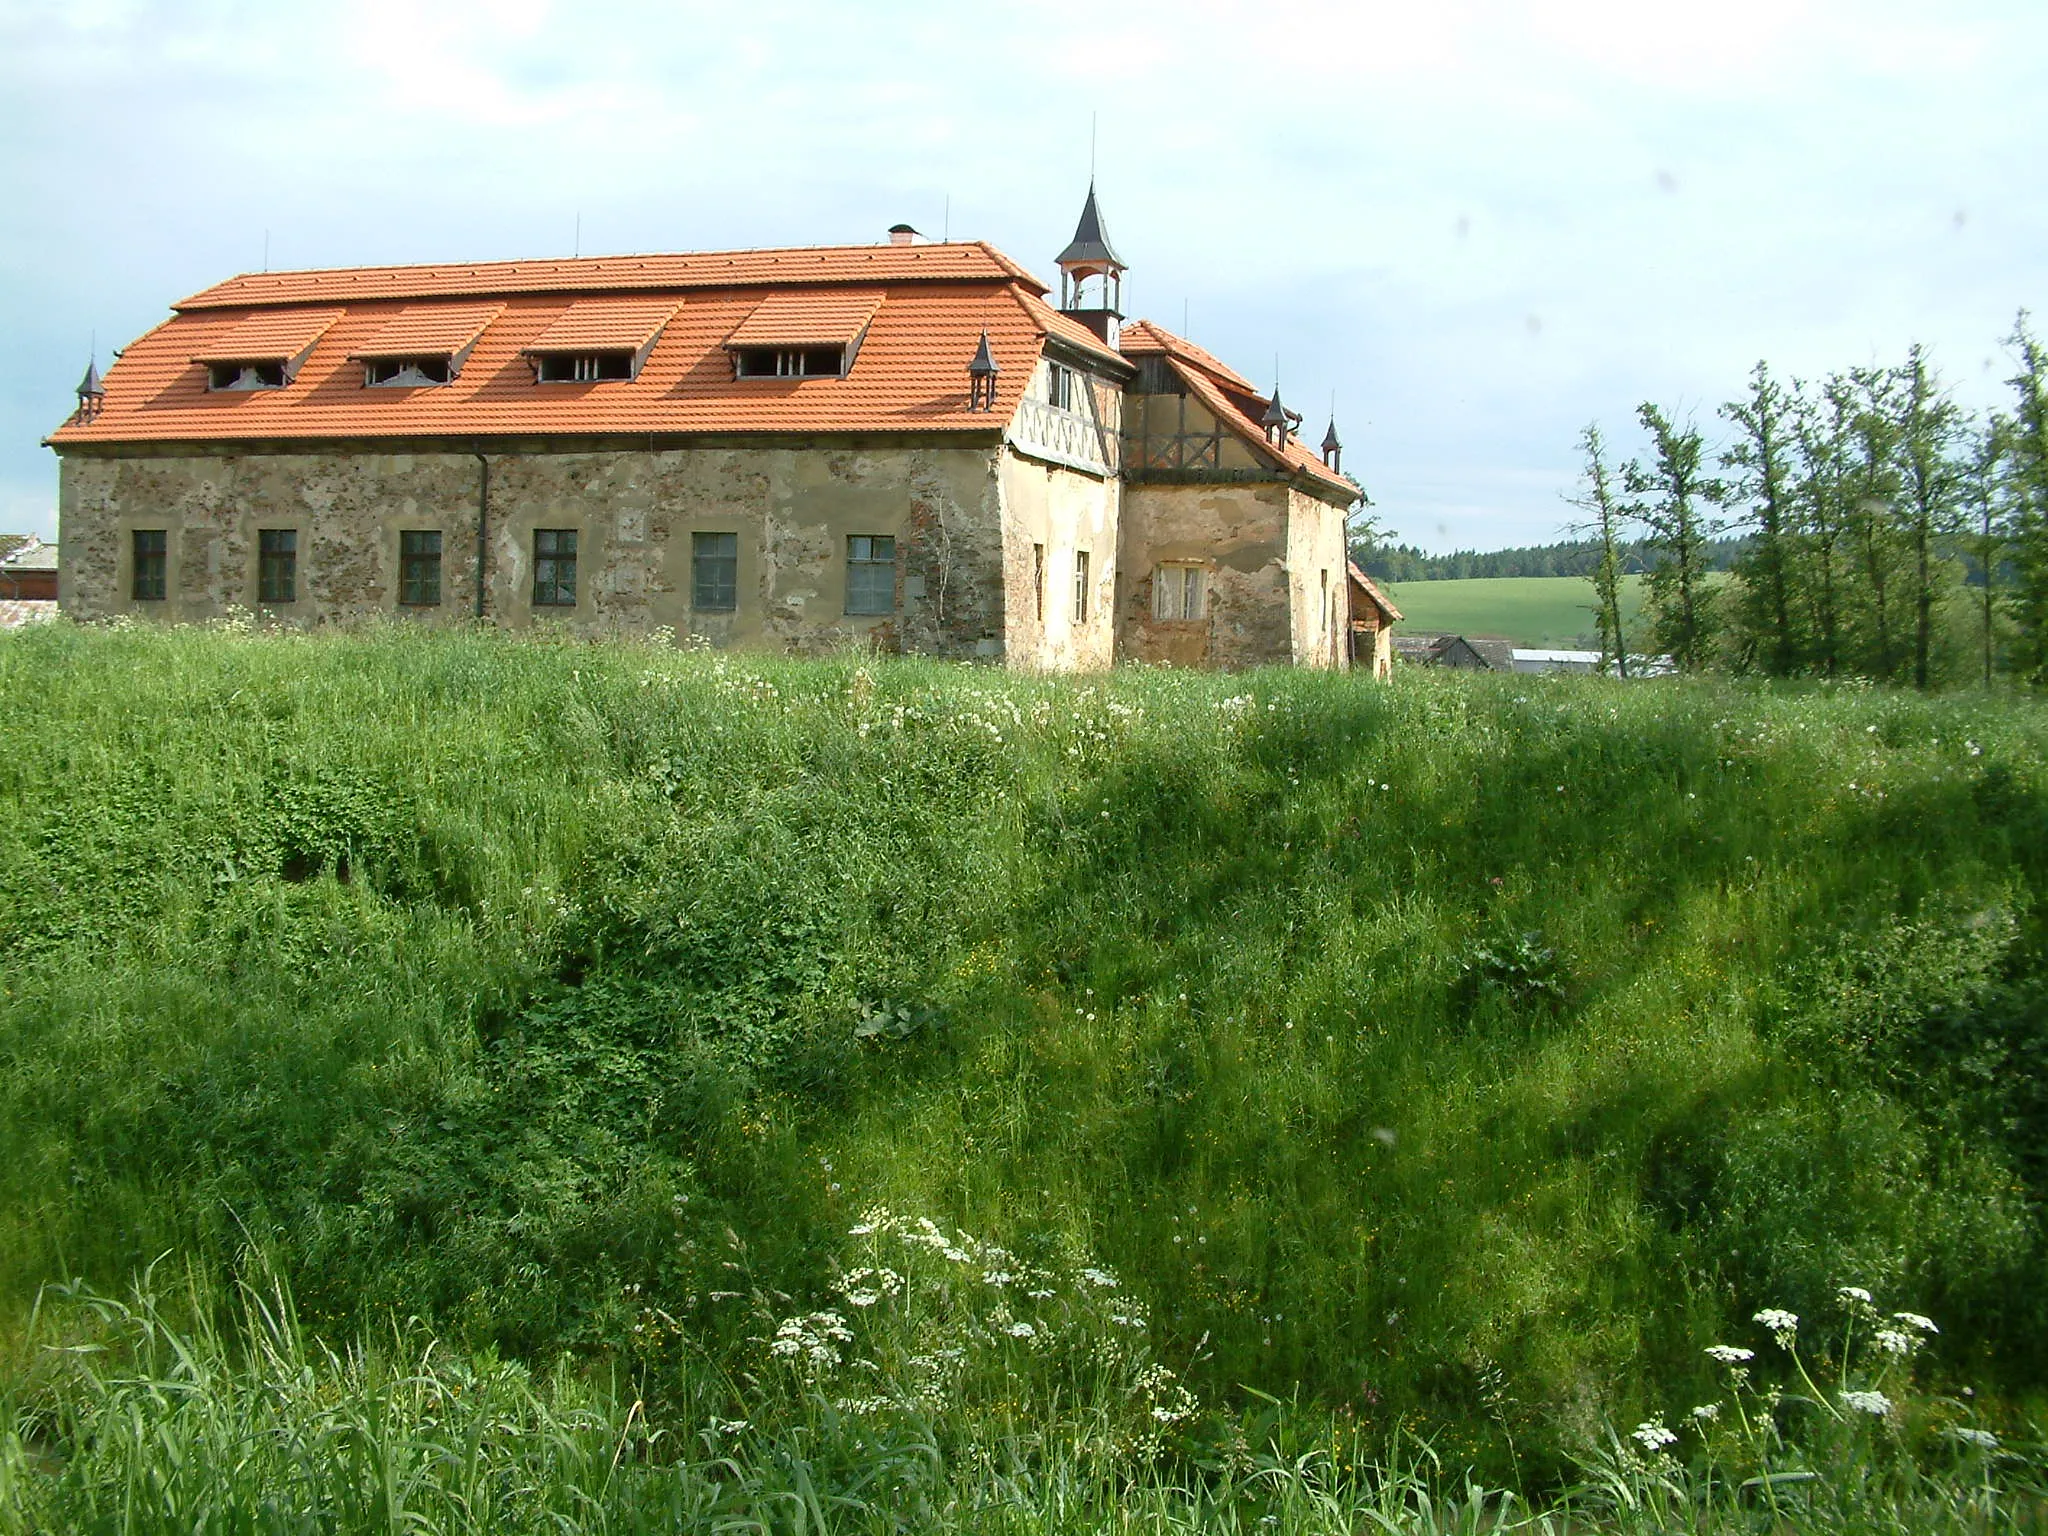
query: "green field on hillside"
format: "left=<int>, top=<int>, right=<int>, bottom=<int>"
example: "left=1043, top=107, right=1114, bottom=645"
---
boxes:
left=1, top=622, right=2043, bottom=1531
left=1386, top=574, right=1650, bottom=648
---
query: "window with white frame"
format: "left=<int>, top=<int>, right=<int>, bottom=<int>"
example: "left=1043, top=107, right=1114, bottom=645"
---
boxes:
left=1072, top=549, right=1091, bottom=623
left=1153, top=562, right=1205, bottom=621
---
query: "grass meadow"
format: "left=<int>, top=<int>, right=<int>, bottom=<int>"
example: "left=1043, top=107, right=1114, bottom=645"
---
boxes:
left=1381, top=575, right=1648, bottom=647
left=1, top=619, right=2045, bottom=1531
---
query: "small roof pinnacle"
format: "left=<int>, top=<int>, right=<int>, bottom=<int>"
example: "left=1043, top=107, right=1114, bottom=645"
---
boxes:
left=1321, top=416, right=1342, bottom=454
left=1056, top=182, right=1125, bottom=271
left=967, top=330, right=998, bottom=377
left=1261, top=389, right=1289, bottom=431
left=77, top=360, right=104, bottom=399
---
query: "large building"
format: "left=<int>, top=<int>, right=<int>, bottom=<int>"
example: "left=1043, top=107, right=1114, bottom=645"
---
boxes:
left=47, top=191, right=1383, bottom=671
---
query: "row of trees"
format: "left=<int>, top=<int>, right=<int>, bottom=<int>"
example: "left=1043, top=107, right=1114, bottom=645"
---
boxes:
left=1572, top=316, right=2048, bottom=686
left=1353, top=535, right=1747, bottom=583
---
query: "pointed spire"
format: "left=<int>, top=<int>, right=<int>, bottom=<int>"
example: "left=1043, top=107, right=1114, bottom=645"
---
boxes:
left=967, top=330, right=999, bottom=411
left=1056, top=181, right=1123, bottom=270
left=75, top=359, right=105, bottom=420
left=1262, top=388, right=1289, bottom=445
left=1321, top=416, right=1342, bottom=472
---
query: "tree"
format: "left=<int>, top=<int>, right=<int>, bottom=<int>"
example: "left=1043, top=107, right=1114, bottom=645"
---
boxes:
left=1565, top=423, right=1631, bottom=676
left=1720, top=362, right=1801, bottom=674
left=1792, top=379, right=1856, bottom=678
left=1894, top=345, right=1967, bottom=689
left=1626, top=404, right=1722, bottom=672
left=1960, top=421, right=2008, bottom=686
left=2004, top=314, right=2048, bottom=686
left=1843, top=367, right=1909, bottom=682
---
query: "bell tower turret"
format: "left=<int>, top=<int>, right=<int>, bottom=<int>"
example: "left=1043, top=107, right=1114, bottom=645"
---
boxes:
left=1056, top=182, right=1126, bottom=345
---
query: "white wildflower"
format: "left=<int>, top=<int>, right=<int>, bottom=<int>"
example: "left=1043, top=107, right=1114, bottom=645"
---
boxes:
left=1755, top=1308, right=1799, bottom=1344
left=984, top=1270, right=1015, bottom=1287
left=1705, top=1345, right=1755, bottom=1364
left=1026, top=1287, right=1056, bottom=1300
left=1948, top=1427, right=1999, bottom=1449
left=1841, top=1390, right=1892, bottom=1417
left=1631, top=1420, right=1678, bottom=1452
left=1837, top=1285, right=1874, bottom=1306
left=1691, top=1403, right=1722, bottom=1423
left=1079, top=1267, right=1120, bottom=1289
left=1893, top=1311, right=1939, bottom=1334
left=1873, top=1328, right=1915, bottom=1357
left=1004, top=1321, right=1036, bottom=1339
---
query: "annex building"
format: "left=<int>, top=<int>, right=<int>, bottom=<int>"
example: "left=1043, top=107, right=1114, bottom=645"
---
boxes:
left=47, top=190, right=1395, bottom=672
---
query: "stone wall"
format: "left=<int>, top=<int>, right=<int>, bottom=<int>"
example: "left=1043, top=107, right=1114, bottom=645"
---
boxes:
left=1282, top=486, right=1350, bottom=669
left=57, top=439, right=1011, bottom=658
left=1115, top=482, right=1291, bottom=668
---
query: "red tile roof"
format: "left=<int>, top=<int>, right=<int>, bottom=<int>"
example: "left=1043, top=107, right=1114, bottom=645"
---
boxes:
left=1016, top=290, right=1132, bottom=373
left=1117, top=318, right=1257, bottom=394
left=1166, top=356, right=1357, bottom=501
left=724, top=290, right=885, bottom=349
left=187, top=309, right=341, bottom=365
left=522, top=298, right=678, bottom=353
left=347, top=304, right=503, bottom=360
left=1348, top=561, right=1402, bottom=622
left=173, top=241, right=1048, bottom=310
left=48, top=268, right=1087, bottom=445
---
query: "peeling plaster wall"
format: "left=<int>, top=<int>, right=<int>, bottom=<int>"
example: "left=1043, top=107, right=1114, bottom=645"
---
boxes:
left=1283, top=486, right=1350, bottom=670
left=57, top=441, right=1011, bottom=658
left=1116, top=482, right=1291, bottom=668
left=996, top=449, right=1117, bottom=671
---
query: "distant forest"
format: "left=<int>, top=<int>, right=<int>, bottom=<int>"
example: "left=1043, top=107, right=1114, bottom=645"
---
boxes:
left=1354, top=536, right=1750, bottom=583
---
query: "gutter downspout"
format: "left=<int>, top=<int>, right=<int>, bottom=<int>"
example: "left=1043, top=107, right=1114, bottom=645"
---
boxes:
left=472, top=449, right=490, bottom=620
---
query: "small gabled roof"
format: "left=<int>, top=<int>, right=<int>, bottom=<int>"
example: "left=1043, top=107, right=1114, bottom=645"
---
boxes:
left=1347, top=561, right=1401, bottom=623
left=187, top=309, right=340, bottom=365
left=1056, top=183, right=1124, bottom=271
left=347, top=304, right=503, bottom=360
left=521, top=298, right=678, bottom=354
left=1116, top=319, right=1259, bottom=393
left=724, top=290, right=885, bottom=350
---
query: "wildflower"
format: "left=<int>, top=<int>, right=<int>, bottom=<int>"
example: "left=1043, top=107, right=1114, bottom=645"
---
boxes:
left=1873, top=1328, right=1915, bottom=1356
left=1841, top=1390, right=1892, bottom=1417
left=1026, top=1287, right=1056, bottom=1300
left=1705, top=1345, right=1755, bottom=1364
left=1948, top=1427, right=1999, bottom=1449
left=1079, top=1267, right=1120, bottom=1289
left=1893, top=1311, right=1939, bottom=1334
left=1754, top=1308, right=1799, bottom=1345
left=1004, top=1321, right=1036, bottom=1339
left=1631, top=1420, right=1678, bottom=1452
left=1691, top=1403, right=1722, bottom=1423
left=1837, top=1285, right=1874, bottom=1306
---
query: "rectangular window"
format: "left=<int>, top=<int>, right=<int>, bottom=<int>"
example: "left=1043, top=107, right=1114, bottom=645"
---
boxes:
left=1153, top=563, right=1205, bottom=621
left=734, top=347, right=844, bottom=378
left=209, top=361, right=286, bottom=391
left=257, top=529, right=296, bottom=604
left=1046, top=362, right=1075, bottom=410
left=366, top=357, right=452, bottom=387
left=535, top=353, right=633, bottom=383
left=132, top=529, right=167, bottom=602
left=399, top=530, right=442, bottom=606
left=692, top=531, right=738, bottom=612
left=1032, top=543, right=1045, bottom=622
left=1073, top=550, right=1091, bottom=623
left=845, top=534, right=895, bottom=615
left=534, top=528, right=577, bottom=606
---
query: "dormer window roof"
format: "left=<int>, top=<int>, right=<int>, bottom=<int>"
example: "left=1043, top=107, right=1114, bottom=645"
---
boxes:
left=521, top=298, right=677, bottom=383
left=191, top=309, right=340, bottom=390
left=724, top=290, right=882, bottom=379
left=348, top=303, right=500, bottom=387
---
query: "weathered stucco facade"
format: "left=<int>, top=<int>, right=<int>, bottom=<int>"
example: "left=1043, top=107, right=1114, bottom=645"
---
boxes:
left=49, top=205, right=1375, bottom=673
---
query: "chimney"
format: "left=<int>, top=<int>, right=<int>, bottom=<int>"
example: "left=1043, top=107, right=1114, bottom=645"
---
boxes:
left=888, top=223, right=920, bottom=247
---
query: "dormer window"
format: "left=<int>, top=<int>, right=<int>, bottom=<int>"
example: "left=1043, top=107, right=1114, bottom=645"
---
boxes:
left=521, top=299, right=676, bottom=386
left=193, top=309, right=339, bottom=394
left=209, top=361, right=286, bottom=391
left=1046, top=362, right=1076, bottom=411
left=535, top=352, right=635, bottom=383
left=350, top=304, right=500, bottom=390
left=724, top=290, right=882, bottom=383
left=734, top=347, right=844, bottom=379
left=365, top=358, right=452, bottom=387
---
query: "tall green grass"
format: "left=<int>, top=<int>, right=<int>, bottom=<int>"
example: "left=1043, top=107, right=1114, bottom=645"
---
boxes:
left=2, top=618, right=2046, bottom=1518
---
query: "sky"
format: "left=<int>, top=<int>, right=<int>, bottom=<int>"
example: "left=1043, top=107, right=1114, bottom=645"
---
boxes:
left=2, top=0, right=2043, bottom=552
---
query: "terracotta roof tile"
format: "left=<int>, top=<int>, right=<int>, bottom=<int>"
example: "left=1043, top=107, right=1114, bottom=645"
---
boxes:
left=187, top=309, right=341, bottom=365
left=522, top=298, right=678, bottom=353
left=1167, top=358, right=1356, bottom=501
left=724, top=290, right=885, bottom=349
left=48, top=277, right=1086, bottom=445
left=1117, top=318, right=1256, bottom=393
left=174, top=241, right=1048, bottom=310
left=1009, top=290, right=1131, bottom=372
left=1348, top=561, right=1402, bottom=622
left=347, top=304, right=503, bottom=360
